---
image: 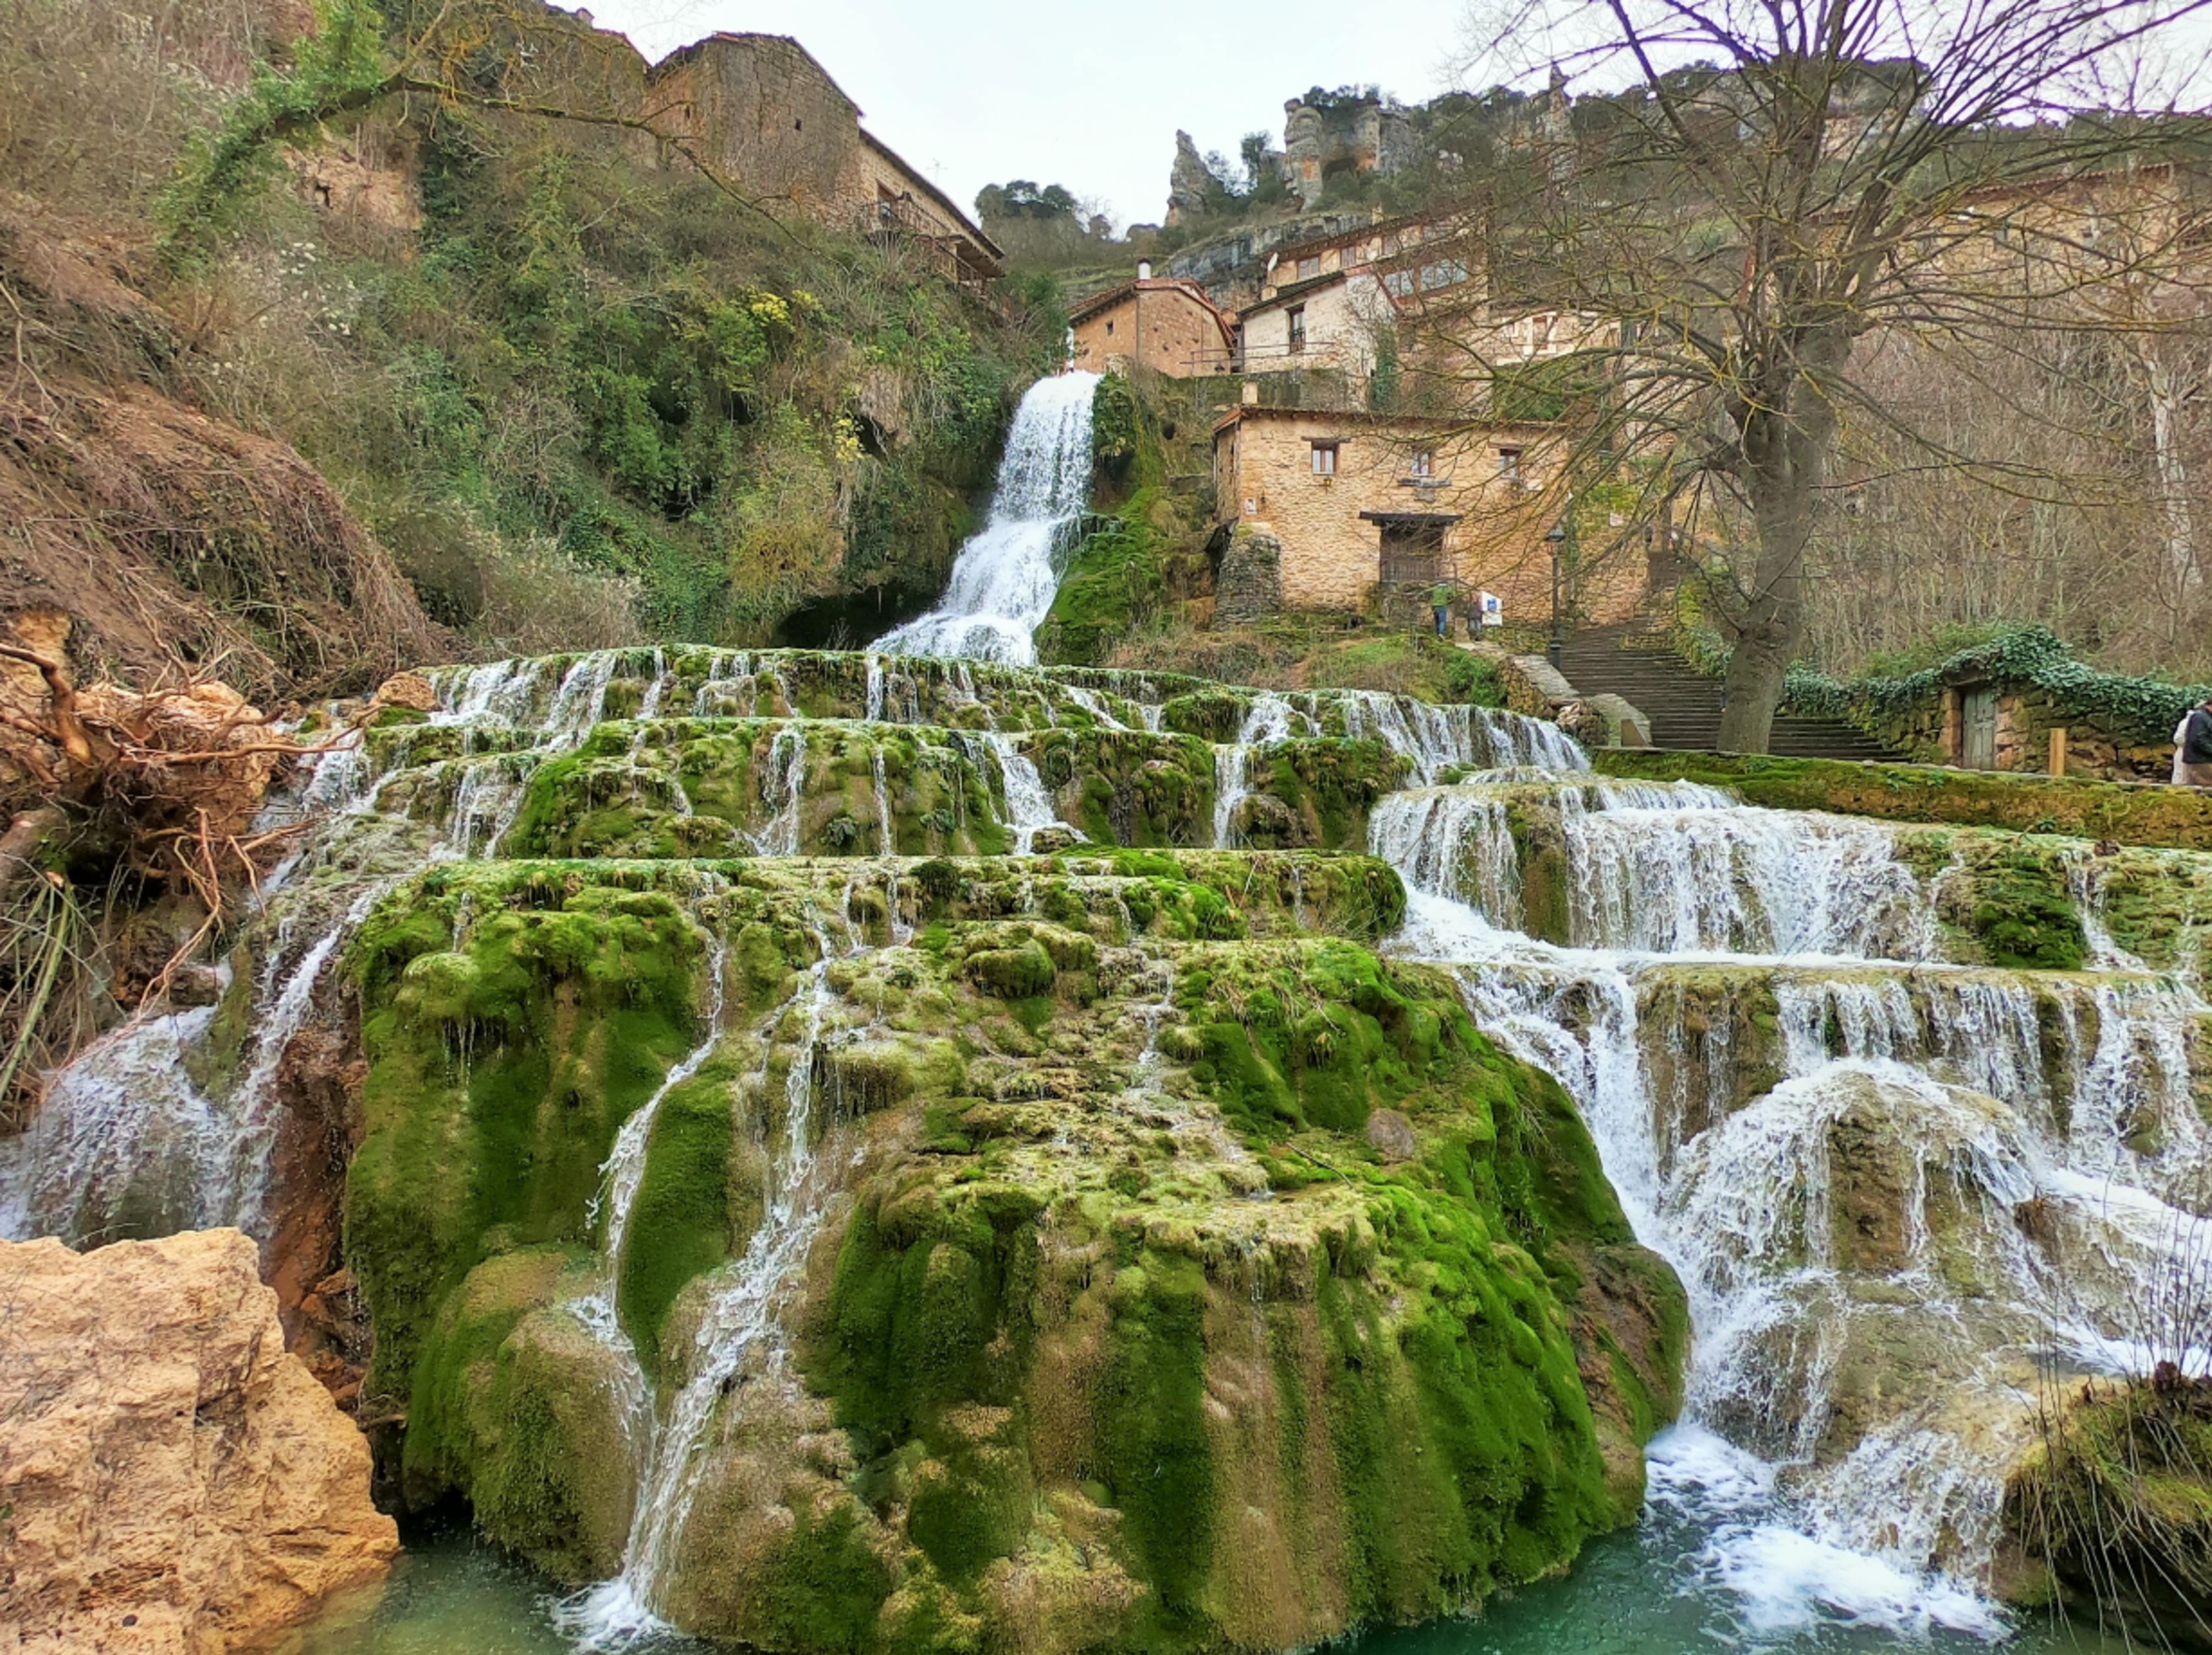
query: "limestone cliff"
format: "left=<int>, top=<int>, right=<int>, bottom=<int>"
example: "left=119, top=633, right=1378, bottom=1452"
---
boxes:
left=0, top=1230, right=398, bottom=1654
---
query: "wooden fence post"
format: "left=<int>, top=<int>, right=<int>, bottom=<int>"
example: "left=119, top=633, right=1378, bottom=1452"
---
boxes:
left=2049, top=725, right=2068, bottom=776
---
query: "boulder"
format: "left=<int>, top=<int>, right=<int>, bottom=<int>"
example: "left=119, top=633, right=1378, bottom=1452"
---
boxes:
left=372, top=669, right=438, bottom=712
left=0, top=1229, right=397, bottom=1654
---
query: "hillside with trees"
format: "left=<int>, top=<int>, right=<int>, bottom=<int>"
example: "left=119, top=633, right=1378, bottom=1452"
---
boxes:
left=1, top=0, right=1058, bottom=700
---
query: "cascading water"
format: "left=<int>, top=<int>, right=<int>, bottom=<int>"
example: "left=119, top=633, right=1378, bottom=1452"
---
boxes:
left=1369, top=753, right=2212, bottom=1640
left=562, top=919, right=861, bottom=1646
left=1213, top=694, right=1303, bottom=848
left=876, top=372, right=1101, bottom=666
left=13, top=622, right=2208, bottom=1655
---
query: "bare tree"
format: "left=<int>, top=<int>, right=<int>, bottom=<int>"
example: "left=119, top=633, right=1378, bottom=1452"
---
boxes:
left=1453, top=0, right=2212, bottom=748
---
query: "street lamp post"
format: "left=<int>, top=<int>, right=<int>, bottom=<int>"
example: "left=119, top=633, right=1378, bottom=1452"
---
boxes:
left=1545, top=520, right=1567, bottom=669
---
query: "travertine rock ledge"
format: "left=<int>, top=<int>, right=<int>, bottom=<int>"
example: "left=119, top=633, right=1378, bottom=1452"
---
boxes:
left=0, top=1229, right=398, bottom=1653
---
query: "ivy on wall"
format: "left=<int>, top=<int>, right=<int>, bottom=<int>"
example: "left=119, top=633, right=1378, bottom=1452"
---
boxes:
left=1673, top=617, right=2212, bottom=748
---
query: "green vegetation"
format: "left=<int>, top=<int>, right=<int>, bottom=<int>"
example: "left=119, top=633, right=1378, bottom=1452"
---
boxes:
left=1035, top=496, right=1171, bottom=668
left=2007, top=1377, right=2212, bottom=1642
left=337, top=825, right=1683, bottom=1643
left=1591, top=748, right=2212, bottom=852
left=347, top=868, right=714, bottom=1405
left=1671, top=614, right=2212, bottom=755
left=14, top=0, right=1060, bottom=667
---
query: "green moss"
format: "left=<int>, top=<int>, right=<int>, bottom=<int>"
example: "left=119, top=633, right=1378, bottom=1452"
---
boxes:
left=1592, top=748, right=2212, bottom=853
left=347, top=872, right=710, bottom=1406
left=1036, top=490, right=1169, bottom=668
left=2008, top=1378, right=2212, bottom=1639
left=740, top=1497, right=895, bottom=1653
left=1093, top=1253, right=1215, bottom=1622
left=1967, top=849, right=2088, bottom=970
left=1178, top=941, right=1472, bottom=1142
left=398, top=1246, right=631, bottom=1579
left=616, top=1055, right=740, bottom=1376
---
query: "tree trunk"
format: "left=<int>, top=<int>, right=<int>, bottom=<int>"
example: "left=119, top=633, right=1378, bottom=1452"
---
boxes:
left=1717, top=356, right=1836, bottom=753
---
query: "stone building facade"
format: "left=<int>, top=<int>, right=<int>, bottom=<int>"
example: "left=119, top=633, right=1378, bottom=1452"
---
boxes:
left=1239, top=272, right=1372, bottom=379
left=644, top=33, right=1001, bottom=282
left=1069, top=277, right=1236, bottom=376
left=1212, top=404, right=1581, bottom=617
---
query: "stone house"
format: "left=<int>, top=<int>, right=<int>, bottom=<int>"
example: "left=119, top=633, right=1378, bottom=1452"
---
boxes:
left=1239, top=271, right=1370, bottom=380
left=1834, top=663, right=2182, bottom=782
left=645, top=34, right=1002, bottom=284
left=1213, top=403, right=1620, bottom=622
left=1068, top=274, right=1236, bottom=376
left=1236, top=207, right=1605, bottom=403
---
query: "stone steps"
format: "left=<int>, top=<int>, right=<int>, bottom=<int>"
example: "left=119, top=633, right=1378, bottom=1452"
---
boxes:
left=1556, top=625, right=1901, bottom=760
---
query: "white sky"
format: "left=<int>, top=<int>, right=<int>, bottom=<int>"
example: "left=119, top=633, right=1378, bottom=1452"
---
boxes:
left=574, top=0, right=1479, bottom=229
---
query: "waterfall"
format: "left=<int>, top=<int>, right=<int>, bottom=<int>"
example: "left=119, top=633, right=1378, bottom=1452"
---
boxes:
left=562, top=928, right=856, bottom=1646
left=1368, top=737, right=2212, bottom=1638
left=876, top=372, right=1102, bottom=666
left=747, top=725, right=808, bottom=857
left=1213, top=694, right=1299, bottom=848
left=983, top=733, right=1075, bottom=854
left=12, top=603, right=2209, bottom=1647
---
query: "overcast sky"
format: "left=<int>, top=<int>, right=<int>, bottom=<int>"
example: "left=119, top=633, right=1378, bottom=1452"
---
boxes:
left=573, top=0, right=1479, bottom=229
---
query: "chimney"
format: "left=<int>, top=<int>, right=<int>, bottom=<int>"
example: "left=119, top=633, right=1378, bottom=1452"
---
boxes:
left=1137, top=260, right=1153, bottom=281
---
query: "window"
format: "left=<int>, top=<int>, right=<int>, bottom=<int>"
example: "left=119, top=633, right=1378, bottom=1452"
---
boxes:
left=1383, top=269, right=1416, bottom=299
left=1287, top=305, right=1306, bottom=352
left=1298, top=256, right=1321, bottom=280
left=1409, top=448, right=1434, bottom=479
left=1497, top=446, right=1522, bottom=479
left=1310, top=441, right=1339, bottom=477
left=1104, top=319, right=1114, bottom=335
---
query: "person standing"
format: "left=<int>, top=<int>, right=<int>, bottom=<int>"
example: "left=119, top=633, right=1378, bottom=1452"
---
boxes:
left=1430, top=582, right=1453, bottom=639
left=2182, top=697, right=2212, bottom=787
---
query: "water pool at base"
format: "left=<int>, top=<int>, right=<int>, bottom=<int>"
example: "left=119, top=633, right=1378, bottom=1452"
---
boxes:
left=298, top=1466, right=2136, bottom=1655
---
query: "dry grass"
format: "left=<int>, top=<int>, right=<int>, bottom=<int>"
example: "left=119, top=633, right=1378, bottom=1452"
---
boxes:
left=0, top=196, right=452, bottom=700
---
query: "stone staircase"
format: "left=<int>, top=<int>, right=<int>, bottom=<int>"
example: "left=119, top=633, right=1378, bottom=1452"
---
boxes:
left=1556, top=623, right=1902, bottom=760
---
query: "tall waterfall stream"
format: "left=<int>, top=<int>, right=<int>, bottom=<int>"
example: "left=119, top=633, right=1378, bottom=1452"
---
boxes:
left=4, top=378, right=2203, bottom=1655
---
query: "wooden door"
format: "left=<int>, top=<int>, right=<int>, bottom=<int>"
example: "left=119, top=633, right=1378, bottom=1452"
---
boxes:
left=1379, top=522, right=1442, bottom=587
left=1961, top=687, right=1998, bottom=770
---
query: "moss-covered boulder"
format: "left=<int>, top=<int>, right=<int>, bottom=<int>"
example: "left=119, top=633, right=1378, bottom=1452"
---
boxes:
left=342, top=857, right=1685, bottom=1651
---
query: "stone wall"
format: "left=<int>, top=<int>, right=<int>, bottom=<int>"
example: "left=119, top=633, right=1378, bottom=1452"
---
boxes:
left=1213, top=408, right=1578, bottom=615
left=1214, top=523, right=1283, bottom=624
left=1240, top=275, right=1372, bottom=378
left=648, top=35, right=860, bottom=216
left=1071, top=283, right=1233, bottom=377
left=1826, top=676, right=2179, bottom=783
left=641, top=34, right=992, bottom=272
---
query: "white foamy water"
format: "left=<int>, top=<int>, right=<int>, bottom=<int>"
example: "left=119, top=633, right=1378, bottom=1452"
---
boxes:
left=877, top=372, right=1101, bottom=666
left=1370, top=745, right=2212, bottom=1640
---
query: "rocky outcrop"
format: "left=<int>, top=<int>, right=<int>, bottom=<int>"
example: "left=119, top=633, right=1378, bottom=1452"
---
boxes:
left=0, top=1229, right=398, bottom=1654
left=1165, top=132, right=1217, bottom=227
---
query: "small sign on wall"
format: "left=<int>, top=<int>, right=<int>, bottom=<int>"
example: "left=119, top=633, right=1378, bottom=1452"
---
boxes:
left=1479, top=592, right=1504, bottom=627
